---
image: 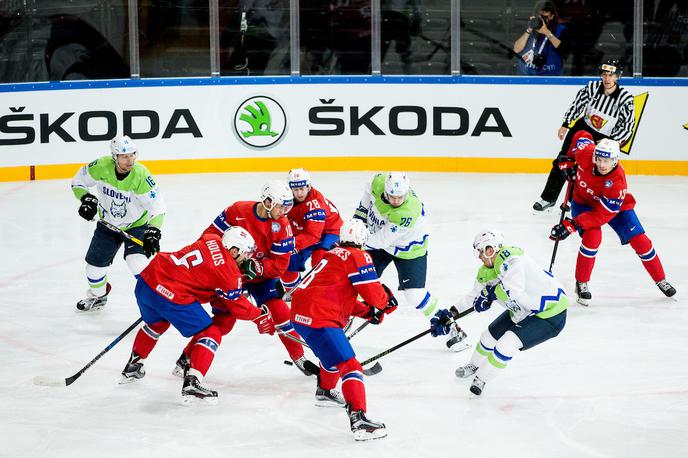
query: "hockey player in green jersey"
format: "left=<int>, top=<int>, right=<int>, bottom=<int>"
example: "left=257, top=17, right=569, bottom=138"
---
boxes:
left=71, top=136, right=166, bottom=312
left=353, top=172, right=467, bottom=351
left=432, top=229, right=568, bottom=396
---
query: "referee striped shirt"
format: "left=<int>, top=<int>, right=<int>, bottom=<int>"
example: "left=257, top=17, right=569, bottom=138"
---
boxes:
left=562, top=80, right=635, bottom=143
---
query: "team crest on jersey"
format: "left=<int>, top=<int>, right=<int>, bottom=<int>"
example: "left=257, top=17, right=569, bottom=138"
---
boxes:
left=149, top=190, right=157, bottom=199
left=588, top=114, right=608, bottom=130
left=110, top=200, right=127, bottom=218
left=604, top=179, right=613, bottom=188
left=271, top=222, right=281, bottom=233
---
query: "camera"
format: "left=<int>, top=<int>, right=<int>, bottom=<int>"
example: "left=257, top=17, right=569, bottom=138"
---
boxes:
left=532, top=53, right=546, bottom=69
left=528, top=16, right=544, bottom=31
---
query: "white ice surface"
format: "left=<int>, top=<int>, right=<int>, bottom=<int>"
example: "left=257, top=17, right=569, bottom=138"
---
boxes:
left=1, top=172, right=686, bottom=458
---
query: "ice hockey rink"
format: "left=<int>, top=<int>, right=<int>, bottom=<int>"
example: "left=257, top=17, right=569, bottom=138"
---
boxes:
left=1, top=171, right=686, bottom=457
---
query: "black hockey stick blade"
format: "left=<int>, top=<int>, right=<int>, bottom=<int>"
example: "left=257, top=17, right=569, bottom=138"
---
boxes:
left=362, top=362, right=383, bottom=376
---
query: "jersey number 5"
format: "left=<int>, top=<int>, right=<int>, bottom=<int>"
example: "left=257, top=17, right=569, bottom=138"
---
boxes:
left=171, top=250, right=203, bottom=268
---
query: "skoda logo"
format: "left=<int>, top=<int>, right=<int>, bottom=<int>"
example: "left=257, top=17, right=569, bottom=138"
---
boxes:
left=234, top=96, right=287, bottom=148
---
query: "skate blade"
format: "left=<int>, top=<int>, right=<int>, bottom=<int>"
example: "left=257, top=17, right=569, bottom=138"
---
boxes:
left=74, top=306, right=105, bottom=313
left=118, top=375, right=143, bottom=385
left=531, top=207, right=555, bottom=216
left=576, top=297, right=590, bottom=307
left=314, top=399, right=346, bottom=408
left=181, top=395, right=219, bottom=406
left=171, top=366, right=185, bottom=378
left=353, top=429, right=387, bottom=441
left=454, top=369, right=477, bottom=379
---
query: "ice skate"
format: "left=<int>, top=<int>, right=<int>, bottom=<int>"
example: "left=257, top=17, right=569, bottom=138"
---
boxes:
left=181, top=375, right=218, bottom=406
left=172, top=352, right=190, bottom=378
left=119, top=352, right=145, bottom=384
left=446, top=323, right=470, bottom=352
left=575, top=281, right=591, bottom=306
left=315, top=386, right=346, bottom=408
left=293, top=356, right=320, bottom=376
left=455, top=363, right=478, bottom=379
left=347, top=405, right=387, bottom=441
left=656, top=279, right=676, bottom=298
left=76, top=283, right=111, bottom=312
left=469, top=376, right=486, bottom=396
left=532, top=199, right=555, bottom=213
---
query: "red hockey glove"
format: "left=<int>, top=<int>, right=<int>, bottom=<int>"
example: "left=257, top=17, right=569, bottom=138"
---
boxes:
left=241, top=258, right=264, bottom=280
left=550, top=217, right=579, bottom=241
left=557, top=158, right=577, bottom=181
left=381, top=283, right=398, bottom=314
left=252, top=305, right=275, bottom=335
left=365, top=306, right=386, bottom=325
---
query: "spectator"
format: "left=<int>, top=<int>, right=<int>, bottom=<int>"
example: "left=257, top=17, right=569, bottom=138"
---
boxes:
left=513, top=1, right=570, bottom=76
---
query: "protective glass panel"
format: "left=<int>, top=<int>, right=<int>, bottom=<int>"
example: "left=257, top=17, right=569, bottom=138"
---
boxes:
left=219, top=0, right=290, bottom=76
left=300, top=0, right=372, bottom=75
left=461, top=0, right=633, bottom=77
left=643, top=1, right=688, bottom=77
left=381, top=0, right=451, bottom=75
left=138, top=0, right=210, bottom=77
left=0, top=0, right=130, bottom=83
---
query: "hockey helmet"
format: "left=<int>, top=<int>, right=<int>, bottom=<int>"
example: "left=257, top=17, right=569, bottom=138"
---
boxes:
left=287, top=168, right=311, bottom=189
left=384, top=172, right=410, bottom=198
left=260, top=180, right=294, bottom=212
left=594, top=138, right=621, bottom=165
left=222, top=226, right=256, bottom=257
left=340, top=218, right=369, bottom=247
left=110, top=135, right=137, bottom=159
left=599, top=60, right=622, bottom=77
left=473, top=229, right=504, bottom=258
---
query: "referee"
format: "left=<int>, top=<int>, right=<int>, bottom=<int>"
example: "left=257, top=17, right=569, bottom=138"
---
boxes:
left=533, top=60, right=636, bottom=212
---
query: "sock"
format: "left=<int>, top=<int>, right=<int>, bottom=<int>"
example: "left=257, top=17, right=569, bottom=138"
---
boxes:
left=575, top=228, right=601, bottom=283
left=189, top=325, right=222, bottom=377
left=475, top=331, right=522, bottom=384
left=132, top=321, right=170, bottom=359
left=318, top=364, right=340, bottom=391
left=629, top=234, right=666, bottom=282
left=85, top=264, right=108, bottom=297
left=337, top=358, right=366, bottom=412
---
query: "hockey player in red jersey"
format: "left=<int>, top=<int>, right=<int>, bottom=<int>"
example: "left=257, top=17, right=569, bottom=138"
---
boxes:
left=199, top=180, right=317, bottom=375
left=281, top=168, right=343, bottom=292
left=119, top=227, right=275, bottom=405
left=550, top=132, right=676, bottom=305
left=290, top=218, right=398, bottom=441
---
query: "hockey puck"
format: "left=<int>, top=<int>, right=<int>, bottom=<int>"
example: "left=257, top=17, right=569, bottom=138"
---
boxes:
left=283, top=360, right=294, bottom=366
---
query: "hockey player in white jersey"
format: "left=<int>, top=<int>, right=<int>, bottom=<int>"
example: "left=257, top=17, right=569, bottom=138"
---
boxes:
left=437, top=229, right=568, bottom=395
left=354, top=172, right=467, bottom=351
left=71, top=136, right=166, bottom=312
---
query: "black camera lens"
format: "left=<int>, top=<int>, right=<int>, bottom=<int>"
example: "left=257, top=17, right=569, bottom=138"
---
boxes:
left=528, top=16, right=544, bottom=31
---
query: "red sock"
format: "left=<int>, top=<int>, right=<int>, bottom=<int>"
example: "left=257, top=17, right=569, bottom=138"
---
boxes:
left=280, top=270, right=300, bottom=290
left=132, top=321, right=170, bottom=359
left=575, top=228, right=601, bottom=283
left=318, top=363, right=340, bottom=391
left=629, top=234, right=665, bottom=282
left=337, top=358, right=366, bottom=412
left=183, top=313, right=235, bottom=357
left=266, top=298, right=304, bottom=360
left=189, top=325, right=222, bottom=377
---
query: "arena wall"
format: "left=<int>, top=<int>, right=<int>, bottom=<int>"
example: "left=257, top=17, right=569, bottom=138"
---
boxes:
left=1, top=76, right=686, bottom=181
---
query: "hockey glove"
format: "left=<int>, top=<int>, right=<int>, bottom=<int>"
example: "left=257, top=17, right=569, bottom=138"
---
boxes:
left=365, top=306, right=386, bottom=325
left=557, top=157, right=578, bottom=181
left=78, top=193, right=99, bottom=221
left=241, top=258, right=264, bottom=280
left=549, top=217, right=579, bottom=241
left=252, top=305, right=275, bottom=335
left=473, top=284, right=497, bottom=312
left=430, top=309, right=454, bottom=337
left=381, top=283, right=399, bottom=313
left=142, top=226, right=162, bottom=257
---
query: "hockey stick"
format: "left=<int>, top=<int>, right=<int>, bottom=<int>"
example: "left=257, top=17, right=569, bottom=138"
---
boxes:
left=98, top=220, right=144, bottom=247
left=549, top=179, right=575, bottom=273
left=33, top=317, right=143, bottom=387
left=282, top=261, right=322, bottom=301
left=360, top=307, right=474, bottom=376
left=346, top=320, right=370, bottom=341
